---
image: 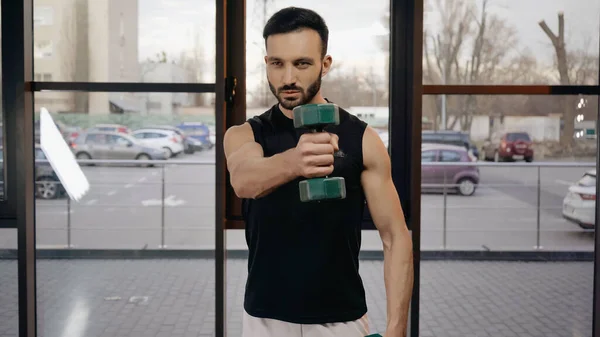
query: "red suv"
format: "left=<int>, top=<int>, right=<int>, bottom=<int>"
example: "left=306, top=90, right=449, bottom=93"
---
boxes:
left=481, top=131, right=534, bottom=162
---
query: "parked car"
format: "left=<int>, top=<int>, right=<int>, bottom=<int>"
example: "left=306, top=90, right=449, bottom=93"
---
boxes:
left=422, top=130, right=479, bottom=159
left=176, top=122, right=214, bottom=150
left=70, top=131, right=168, bottom=164
left=421, top=143, right=479, bottom=196
left=0, top=145, right=67, bottom=199
left=140, top=125, right=196, bottom=154
left=131, top=128, right=185, bottom=158
left=562, top=169, right=596, bottom=229
left=481, top=131, right=534, bottom=162
left=34, top=119, right=69, bottom=144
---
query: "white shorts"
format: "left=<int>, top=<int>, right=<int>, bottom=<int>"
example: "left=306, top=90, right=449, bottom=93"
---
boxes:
left=242, top=310, right=371, bottom=337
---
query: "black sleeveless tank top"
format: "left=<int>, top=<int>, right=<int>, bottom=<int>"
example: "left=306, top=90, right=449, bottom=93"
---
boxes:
left=241, top=103, right=369, bottom=324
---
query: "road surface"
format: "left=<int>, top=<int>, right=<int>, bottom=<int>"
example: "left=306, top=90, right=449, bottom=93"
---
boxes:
left=0, top=150, right=595, bottom=251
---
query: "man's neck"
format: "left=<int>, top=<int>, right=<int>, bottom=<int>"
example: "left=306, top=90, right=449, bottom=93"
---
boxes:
left=279, top=94, right=327, bottom=119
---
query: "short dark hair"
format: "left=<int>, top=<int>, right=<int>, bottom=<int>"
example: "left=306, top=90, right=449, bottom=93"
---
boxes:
left=263, top=7, right=329, bottom=58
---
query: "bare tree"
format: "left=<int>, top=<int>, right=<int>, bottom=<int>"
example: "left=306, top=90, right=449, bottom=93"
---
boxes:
left=177, top=31, right=207, bottom=106
left=538, top=12, right=598, bottom=147
left=424, top=0, right=521, bottom=132
left=322, top=65, right=387, bottom=108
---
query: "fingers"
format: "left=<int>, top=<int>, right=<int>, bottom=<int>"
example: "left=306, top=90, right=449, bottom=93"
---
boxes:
left=304, top=165, right=334, bottom=178
left=300, top=143, right=335, bottom=156
left=300, top=132, right=331, bottom=144
left=304, top=154, right=334, bottom=166
left=330, top=133, right=339, bottom=151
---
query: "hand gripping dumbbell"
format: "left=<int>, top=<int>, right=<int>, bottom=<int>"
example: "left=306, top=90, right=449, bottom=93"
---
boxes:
left=292, top=103, right=346, bottom=202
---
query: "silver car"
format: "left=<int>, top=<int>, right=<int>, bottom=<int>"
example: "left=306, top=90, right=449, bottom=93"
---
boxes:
left=70, top=131, right=168, bottom=163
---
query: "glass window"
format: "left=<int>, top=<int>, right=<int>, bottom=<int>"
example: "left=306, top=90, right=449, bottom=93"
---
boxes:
left=85, top=133, right=107, bottom=144
left=35, top=92, right=216, bottom=336
left=33, top=0, right=215, bottom=83
left=421, top=150, right=437, bottom=162
left=424, top=0, right=600, bottom=85
left=506, top=132, right=531, bottom=142
left=578, top=173, right=597, bottom=187
left=245, top=0, right=390, bottom=139
left=245, top=1, right=390, bottom=332
left=35, top=147, right=47, bottom=160
left=422, top=133, right=439, bottom=142
left=109, top=135, right=131, bottom=146
left=0, top=229, right=18, bottom=336
left=421, top=94, right=596, bottom=337
left=440, top=150, right=461, bottom=162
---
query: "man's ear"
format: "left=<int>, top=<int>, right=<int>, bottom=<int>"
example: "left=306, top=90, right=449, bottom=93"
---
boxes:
left=321, top=55, right=333, bottom=77
left=264, top=55, right=268, bottom=64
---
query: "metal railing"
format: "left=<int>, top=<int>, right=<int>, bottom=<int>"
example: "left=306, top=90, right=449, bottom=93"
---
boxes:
left=18, top=159, right=598, bottom=251
left=422, top=161, right=596, bottom=249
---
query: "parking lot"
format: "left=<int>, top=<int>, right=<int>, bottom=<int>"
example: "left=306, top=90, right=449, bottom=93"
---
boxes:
left=0, top=149, right=595, bottom=251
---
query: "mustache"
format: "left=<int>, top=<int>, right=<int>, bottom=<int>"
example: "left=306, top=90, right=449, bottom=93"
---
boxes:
left=278, top=85, right=302, bottom=92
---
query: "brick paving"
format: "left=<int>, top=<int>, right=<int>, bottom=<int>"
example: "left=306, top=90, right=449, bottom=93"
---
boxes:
left=0, top=259, right=593, bottom=337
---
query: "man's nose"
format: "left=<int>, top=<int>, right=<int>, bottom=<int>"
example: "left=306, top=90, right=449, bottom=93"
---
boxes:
left=282, top=66, right=297, bottom=85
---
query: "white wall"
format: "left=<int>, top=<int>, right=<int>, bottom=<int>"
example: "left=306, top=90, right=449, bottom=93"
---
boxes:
left=501, top=116, right=561, bottom=142
left=139, top=63, right=195, bottom=115
left=446, top=115, right=561, bottom=142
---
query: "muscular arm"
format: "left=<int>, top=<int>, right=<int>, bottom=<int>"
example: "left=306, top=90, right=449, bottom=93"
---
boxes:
left=360, top=127, right=414, bottom=337
left=224, top=122, right=298, bottom=199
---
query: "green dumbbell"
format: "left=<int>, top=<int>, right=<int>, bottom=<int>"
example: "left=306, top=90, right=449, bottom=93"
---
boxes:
left=365, top=334, right=383, bottom=337
left=292, top=103, right=346, bottom=202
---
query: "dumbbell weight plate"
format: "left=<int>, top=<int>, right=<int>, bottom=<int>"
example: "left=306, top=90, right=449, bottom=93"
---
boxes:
left=292, top=103, right=340, bottom=129
left=299, top=177, right=346, bottom=202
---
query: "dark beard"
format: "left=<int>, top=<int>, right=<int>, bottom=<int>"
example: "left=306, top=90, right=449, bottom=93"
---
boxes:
left=268, top=72, right=322, bottom=110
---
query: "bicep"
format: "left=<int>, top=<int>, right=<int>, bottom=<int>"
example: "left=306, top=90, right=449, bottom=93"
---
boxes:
left=361, top=127, right=406, bottom=236
left=224, top=123, right=264, bottom=173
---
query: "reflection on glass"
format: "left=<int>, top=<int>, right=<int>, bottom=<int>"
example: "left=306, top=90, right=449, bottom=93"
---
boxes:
left=245, top=0, right=390, bottom=136
left=33, top=91, right=216, bottom=249
left=423, top=0, right=600, bottom=85
left=241, top=1, right=391, bottom=334
left=420, top=94, right=595, bottom=336
left=35, top=91, right=217, bottom=336
left=421, top=94, right=597, bottom=249
left=33, top=0, right=216, bottom=83
left=0, top=229, right=17, bottom=337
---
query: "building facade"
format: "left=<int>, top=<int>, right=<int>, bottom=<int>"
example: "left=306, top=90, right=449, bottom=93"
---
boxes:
left=34, top=0, right=139, bottom=115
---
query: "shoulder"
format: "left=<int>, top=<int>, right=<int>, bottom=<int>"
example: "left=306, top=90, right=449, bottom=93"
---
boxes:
left=246, top=107, right=278, bottom=133
left=227, top=106, right=277, bottom=145
left=361, top=126, right=390, bottom=171
left=223, top=122, right=254, bottom=155
left=224, top=107, right=274, bottom=153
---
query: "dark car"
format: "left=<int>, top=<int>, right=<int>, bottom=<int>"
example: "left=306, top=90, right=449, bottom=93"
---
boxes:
left=481, top=131, right=534, bottom=162
left=421, top=143, right=479, bottom=196
left=422, top=130, right=479, bottom=159
left=0, top=145, right=66, bottom=199
left=176, top=122, right=214, bottom=150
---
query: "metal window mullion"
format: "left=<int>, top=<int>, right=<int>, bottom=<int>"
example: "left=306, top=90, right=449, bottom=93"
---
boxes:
left=3, top=1, right=37, bottom=337
left=423, top=84, right=600, bottom=95
left=31, top=81, right=217, bottom=93
left=390, top=0, right=423, bottom=336
left=214, top=0, right=227, bottom=336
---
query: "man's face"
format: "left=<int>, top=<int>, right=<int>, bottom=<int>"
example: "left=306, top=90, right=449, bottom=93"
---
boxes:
left=264, top=29, right=332, bottom=110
